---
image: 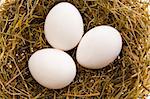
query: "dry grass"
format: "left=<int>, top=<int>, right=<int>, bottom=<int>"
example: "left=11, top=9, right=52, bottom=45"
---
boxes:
left=0, top=0, right=150, bottom=98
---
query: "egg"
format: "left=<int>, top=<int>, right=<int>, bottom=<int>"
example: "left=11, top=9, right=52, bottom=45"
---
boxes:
left=76, top=25, right=122, bottom=69
left=28, top=48, right=76, bottom=89
left=0, top=0, right=5, bottom=5
left=44, top=2, right=84, bottom=51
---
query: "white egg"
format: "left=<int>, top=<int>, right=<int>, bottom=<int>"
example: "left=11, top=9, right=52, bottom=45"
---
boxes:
left=0, top=0, right=5, bottom=5
left=28, top=48, right=76, bottom=89
left=44, top=2, right=84, bottom=51
left=76, top=25, right=122, bottom=69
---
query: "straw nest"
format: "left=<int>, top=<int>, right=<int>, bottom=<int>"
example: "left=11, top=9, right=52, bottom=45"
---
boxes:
left=0, top=0, right=149, bottom=98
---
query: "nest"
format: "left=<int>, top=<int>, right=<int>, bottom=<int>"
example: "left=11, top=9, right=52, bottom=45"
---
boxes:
left=0, top=0, right=149, bottom=98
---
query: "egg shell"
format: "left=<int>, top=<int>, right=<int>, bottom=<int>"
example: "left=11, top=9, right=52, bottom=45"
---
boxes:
left=44, top=2, right=84, bottom=51
left=76, top=25, right=122, bottom=69
left=28, top=48, right=76, bottom=89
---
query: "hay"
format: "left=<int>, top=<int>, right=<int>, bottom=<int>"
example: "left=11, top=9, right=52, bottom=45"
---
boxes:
left=0, top=0, right=149, bottom=98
